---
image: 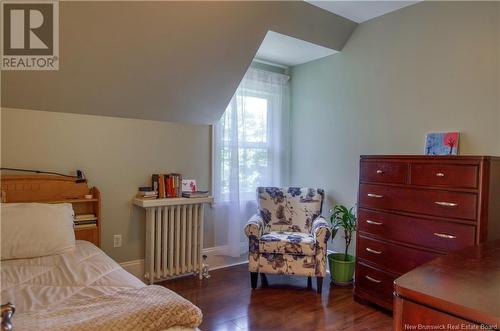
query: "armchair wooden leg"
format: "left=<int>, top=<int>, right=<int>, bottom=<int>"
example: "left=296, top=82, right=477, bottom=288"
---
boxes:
left=316, top=277, right=323, bottom=294
left=307, top=276, right=312, bottom=290
left=250, top=272, right=258, bottom=289
left=260, top=273, right=268, bottom=288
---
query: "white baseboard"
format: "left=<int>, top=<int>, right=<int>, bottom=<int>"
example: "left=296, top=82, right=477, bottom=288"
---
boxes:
left=120, top=259, right=146, bottom=279
left=120, top=243, right=248, bottom=281
left=122, top=246, right=339, bottom=281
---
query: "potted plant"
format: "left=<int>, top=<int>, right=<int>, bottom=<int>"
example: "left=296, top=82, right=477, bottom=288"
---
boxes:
left=328, top=205, right=357, bottom=285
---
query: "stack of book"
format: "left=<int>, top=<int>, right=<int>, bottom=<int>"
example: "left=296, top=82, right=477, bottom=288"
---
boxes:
left=182, top=190, right=210, bottom=198
left=152, top=173, right=183, bottom=199
left=136, top=187, right=158, bottom=199
left=74, top=214, right=97, bottom=229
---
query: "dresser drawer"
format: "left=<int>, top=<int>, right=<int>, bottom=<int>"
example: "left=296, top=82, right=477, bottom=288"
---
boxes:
left=395, top=298, right=480, bottom=331
left=355, top=262, right=396, bottom=305
left=360, top=161, right=407, bottom=184
left=359, top=184, right=477, bottom=220
left=357, top=235, right=438, bottom=274
left=410, top=163, right=478, bottom=189
left=358, top=209, right=476, bottom=252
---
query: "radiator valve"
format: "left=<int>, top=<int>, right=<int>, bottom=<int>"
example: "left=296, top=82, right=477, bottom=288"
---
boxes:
left=201, top=255, right=210, bottom=279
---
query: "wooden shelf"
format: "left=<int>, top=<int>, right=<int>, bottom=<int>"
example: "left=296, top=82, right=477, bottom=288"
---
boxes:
left=76, top=219, right=98, bottom=222
left=43, top=198, right=99, bottom=204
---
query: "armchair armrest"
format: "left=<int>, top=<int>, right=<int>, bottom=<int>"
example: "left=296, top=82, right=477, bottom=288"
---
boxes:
left=244, top=214, right=264, bottom=239
left=245, top=214, right=264, bottom=268
left=311, top=216, right=331, bottom=243
left=311, top=216, right=331, bottom=277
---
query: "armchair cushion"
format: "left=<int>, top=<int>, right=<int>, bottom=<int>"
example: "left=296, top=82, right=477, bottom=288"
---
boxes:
left=259, top=231, right=316, bottom=256
left=257, top=187, right=324, bottom=234
left=259, top=253, right=316, bottom=277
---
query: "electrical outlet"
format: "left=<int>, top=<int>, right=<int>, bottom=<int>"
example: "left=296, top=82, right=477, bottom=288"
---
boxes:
left=113, top=234, right=122, bottom=248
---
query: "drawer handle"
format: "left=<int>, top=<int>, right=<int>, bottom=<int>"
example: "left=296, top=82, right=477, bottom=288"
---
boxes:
left=365, top=275, right=381, bottom=283
left=434, top=232, right=457, bottom=239
left=434, top=201, right=458, bottom=207
left=366, top=247, right=382, bottom=255
left=436, top=172, right=445, bottom=177
left=376, top=170, right=384, bottom=174
left=367, top=193, right=384, bottom=198
left=366, top=220, right=383, bottom=226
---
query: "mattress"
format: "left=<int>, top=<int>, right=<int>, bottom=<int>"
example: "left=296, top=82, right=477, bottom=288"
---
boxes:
left=1, top=240, right=145, bottom=313
left=1, top=240, right=200, bottom=331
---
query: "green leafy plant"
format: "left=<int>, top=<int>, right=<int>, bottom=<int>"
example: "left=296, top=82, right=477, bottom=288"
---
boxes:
left=329, top=205, right=357, bottom=261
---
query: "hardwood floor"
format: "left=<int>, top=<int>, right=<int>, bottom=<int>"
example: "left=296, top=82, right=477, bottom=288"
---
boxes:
left=159, top=264, right=392, bottom=331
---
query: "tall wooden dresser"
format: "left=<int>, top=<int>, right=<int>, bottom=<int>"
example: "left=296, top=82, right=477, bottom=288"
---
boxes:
left=354, top=155, right=500, bottom=310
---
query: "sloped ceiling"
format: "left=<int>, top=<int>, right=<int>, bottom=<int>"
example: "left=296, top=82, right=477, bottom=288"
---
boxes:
left=255, top=31, right=338, bottom=66
left=1, top=1, right=357, bottom=124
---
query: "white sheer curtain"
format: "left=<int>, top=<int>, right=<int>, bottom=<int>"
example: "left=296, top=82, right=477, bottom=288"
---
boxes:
left=213, top=67, right=290, bottom=257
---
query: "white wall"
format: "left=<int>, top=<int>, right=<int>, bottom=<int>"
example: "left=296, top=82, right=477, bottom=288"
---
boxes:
left=290, top=1, right=500, bottom=255
left=1, top=108, right=211, bottom=263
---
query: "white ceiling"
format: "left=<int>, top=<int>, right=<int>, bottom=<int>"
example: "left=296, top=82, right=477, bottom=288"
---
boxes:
left=306, top=1, right=420, bottom=23
left=255, top=31, right=338, bottom=67
left=254, top=2, right=420, bottom=67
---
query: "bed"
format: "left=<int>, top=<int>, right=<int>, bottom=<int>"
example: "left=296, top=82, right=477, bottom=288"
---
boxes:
left=0, top=175, right=202, bottom=331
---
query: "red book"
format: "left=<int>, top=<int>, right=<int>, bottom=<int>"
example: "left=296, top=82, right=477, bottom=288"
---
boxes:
left=170, top=176, right=175, bottom=197
left=165, top=175, right=171, bottom=198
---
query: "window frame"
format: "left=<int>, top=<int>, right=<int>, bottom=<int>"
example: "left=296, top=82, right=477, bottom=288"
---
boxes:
left=217, top=89, right=274, bottom=202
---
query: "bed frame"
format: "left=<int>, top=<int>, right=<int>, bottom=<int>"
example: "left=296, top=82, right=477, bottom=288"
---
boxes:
left=0, top=175, right=101, bottom=246
left=0, top=175, right=102, bottom=330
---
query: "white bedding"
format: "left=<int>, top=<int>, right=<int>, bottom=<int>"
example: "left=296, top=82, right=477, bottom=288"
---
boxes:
left=1, top=241, right=200, bottom=331
left=1, top=240, right=145, bottom=313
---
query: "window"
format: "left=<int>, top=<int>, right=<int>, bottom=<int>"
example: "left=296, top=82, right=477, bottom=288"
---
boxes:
left=214, top=67, right=290, bottom=202
left=219, top=94, right=269, bottom=200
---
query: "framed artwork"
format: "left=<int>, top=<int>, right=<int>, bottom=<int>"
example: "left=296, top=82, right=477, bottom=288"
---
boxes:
left=425, top=132, right=459, bottom=155
left=182, top=179, right=197, bottom=192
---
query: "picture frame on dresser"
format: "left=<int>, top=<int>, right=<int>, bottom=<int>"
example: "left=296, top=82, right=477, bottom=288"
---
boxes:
left=354, top=155, right=500, bottom=310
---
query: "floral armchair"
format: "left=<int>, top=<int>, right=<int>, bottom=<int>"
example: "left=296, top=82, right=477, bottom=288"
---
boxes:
left=244, top=187, right=331, bottom=293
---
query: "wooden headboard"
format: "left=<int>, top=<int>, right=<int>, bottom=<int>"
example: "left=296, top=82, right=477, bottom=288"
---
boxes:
left=1, top=175, right=91, bottom=203
left=1, top=175, right=101, bottom=246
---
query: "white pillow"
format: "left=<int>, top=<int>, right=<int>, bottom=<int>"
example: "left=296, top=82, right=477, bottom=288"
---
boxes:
left=1, top=203, right=76, bottom=260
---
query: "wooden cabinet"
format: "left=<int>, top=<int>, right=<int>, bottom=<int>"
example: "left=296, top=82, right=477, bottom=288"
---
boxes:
left=72, top=187, right=101, bottom=247
left=394, top=297, right=480, bottom=330
left=75, top=226, right=100, bottom=244
left=354, top=155, right=500, bottom=310
left=394, top=241, right=500, bottom=330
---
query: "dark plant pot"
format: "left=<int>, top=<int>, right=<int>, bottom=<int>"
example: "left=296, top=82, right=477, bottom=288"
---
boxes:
left=328, top=253, right=355, bottom=286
